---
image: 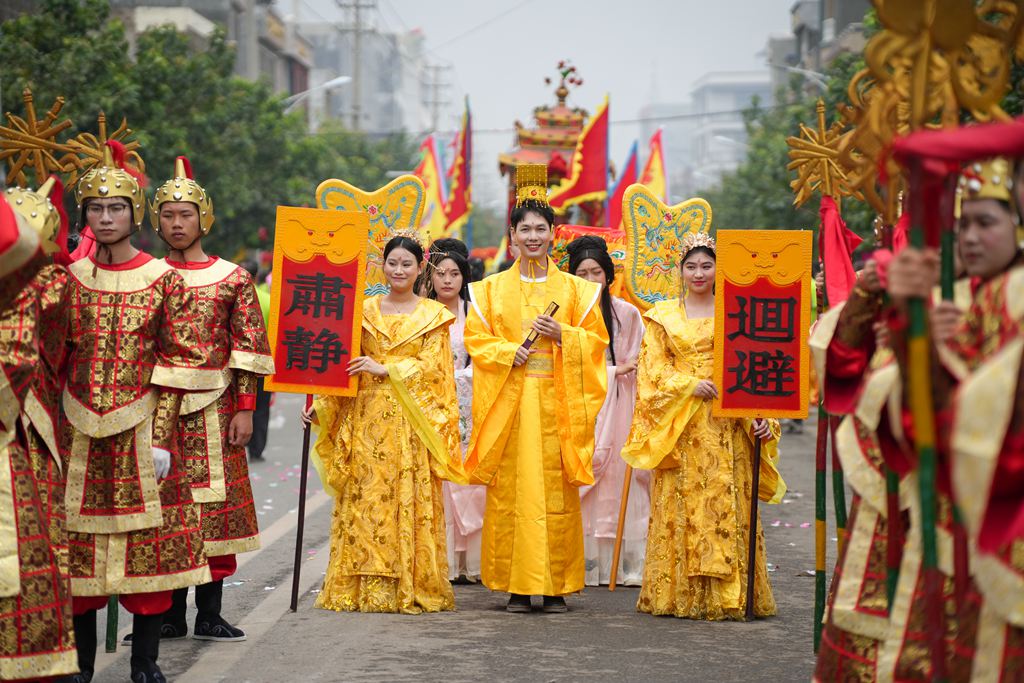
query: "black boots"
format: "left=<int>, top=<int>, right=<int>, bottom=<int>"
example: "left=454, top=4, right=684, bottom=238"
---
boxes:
left=193, top=579, right=246, bottom=642
left=59, top=611, right=98, bottom=683
left=129, top=613, right=166, bottom=682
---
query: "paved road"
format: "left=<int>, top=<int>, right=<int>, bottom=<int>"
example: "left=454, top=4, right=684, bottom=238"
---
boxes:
left=94, top=395, right=835, bottom=682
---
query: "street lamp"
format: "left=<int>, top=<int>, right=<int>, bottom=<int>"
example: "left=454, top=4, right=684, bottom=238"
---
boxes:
left=713, top=135, right=748, bottom=148
left=283, top=76, right=352, bottom=113
left=768, top=63, right=827, bottom=91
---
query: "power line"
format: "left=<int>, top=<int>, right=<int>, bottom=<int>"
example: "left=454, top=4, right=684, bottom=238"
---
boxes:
left=377, top=0, right=409, bottom=32
left=430, top=0, right=538, bottom=51
left=303, top=104, right=782, bottom=138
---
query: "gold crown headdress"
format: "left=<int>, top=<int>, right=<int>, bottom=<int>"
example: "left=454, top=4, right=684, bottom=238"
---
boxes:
left=150, top=156, right=215, bottom=235
left=680, top=231, right=716, bottom=257
left=515, top=163, right=549, bottom=207
left=386, top=226, right=428, bottom=262
left=75, top=141, right=145, bottom=228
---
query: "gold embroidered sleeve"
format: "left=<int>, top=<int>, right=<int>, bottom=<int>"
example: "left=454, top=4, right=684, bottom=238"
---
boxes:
left=152, top=389, right=182, bottom=451
left=385, top=323, right=465, bottom=484
left=234, top=369, right=257, bottom=411
left=228, top=272, right=274, bottom=375
left=621, top=322, right=705, bottom=470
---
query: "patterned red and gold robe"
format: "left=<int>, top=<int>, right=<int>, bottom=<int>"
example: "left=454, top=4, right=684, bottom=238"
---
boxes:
left=0, top=261, right=77, bottom=679
left=881, top=263, right=1024, bottom=680
left=63, top=252, right=224, bottom=597
left=165, top=256, right=273, bottom=562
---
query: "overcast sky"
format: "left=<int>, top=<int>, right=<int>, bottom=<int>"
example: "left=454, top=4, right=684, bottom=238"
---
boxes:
left=288, top=0, right=798, bottom=209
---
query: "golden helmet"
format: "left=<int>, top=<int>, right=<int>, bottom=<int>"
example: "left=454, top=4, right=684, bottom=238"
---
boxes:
left=958, top=157, right=1016, bottom=208
left=150, top=156, right=214, bottom=236
left=4, top=176, right=61, bottom=256
left=74, top=141, right=146, bottom=228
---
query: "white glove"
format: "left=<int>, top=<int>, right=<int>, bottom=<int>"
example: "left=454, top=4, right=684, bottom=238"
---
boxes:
left=152, top=447, right=171, bottom=481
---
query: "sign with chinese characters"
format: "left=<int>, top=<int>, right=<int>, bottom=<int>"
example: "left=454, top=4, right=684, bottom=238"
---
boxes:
left=712, top=229, right=812, bottom=419
left=266, top=206, right=370, bottom=396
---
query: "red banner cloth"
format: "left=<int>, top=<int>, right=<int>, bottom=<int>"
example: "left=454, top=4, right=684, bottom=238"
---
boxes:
left=818, top=196, right=862, bottom=306
left=606, top=140, right=638, bottom=228
left=444, top=99, right=472, bottom=234
left=549, top=95, right=609, bottom=212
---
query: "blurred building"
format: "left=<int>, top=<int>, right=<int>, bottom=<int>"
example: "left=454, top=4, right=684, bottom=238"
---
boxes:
left=691, top=71, right=772, bottom=189
left=109, top=0, right=312, bottom=98
left=638, top=102, right=697, bottom=201
left=300, top=20, right=431, bottom=136
left=0, top=0, right=38, bottom=23
left=764, top=34, right=798, bottom=102
left=790, top=0, right=870, bottom=72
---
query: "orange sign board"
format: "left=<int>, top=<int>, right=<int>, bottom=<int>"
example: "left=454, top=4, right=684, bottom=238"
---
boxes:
left=712, top=229, right=812, bottom=419
left=266, top=206, right=370, bottom=396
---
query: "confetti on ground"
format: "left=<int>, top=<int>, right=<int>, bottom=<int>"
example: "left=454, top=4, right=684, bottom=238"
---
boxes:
left=770, top=520, right=781, bottom=527
left=262, top=505, right=274, bottom=510
left=767, top=563, right=777, bottom=573
left=784, top=523, right=793, bottom=528
left=264, top=586, right=276, bottom=591
left=782, top=499, right=793, bottom=504
left=799, top=522, right=811, bottom=528
left=801, top=570, right=815, bottom=576
left=788, top=542, right=797, bottom=547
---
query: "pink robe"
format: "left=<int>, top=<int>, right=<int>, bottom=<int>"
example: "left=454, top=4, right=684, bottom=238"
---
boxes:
left=442, top=303, right=486, bottom=580
left=580, top=296, right=649, bottom=585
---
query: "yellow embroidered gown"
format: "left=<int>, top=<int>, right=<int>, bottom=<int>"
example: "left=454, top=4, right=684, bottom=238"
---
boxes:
left=312, top=296, right=465, bottom=614
left=464, top=259, right=608, bottom=596
left=622, top=299, right=785, bottom=620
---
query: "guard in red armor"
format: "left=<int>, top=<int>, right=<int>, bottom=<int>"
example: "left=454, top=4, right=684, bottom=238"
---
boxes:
left=0, top=185, right=78, bottom=680
left=61, top=142, right=222, bottom=683
left=152, top=157, right=273, bottom=642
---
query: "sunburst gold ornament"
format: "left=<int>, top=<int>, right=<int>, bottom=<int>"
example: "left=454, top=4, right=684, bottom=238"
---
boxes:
left=787, top=99, right=856, bottom=208
left=63, top=111, right=145, bottom=186
left=0, top=89, right=76, bottom=187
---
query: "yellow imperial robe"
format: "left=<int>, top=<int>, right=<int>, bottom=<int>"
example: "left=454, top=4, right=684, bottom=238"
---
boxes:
left=464, top=258, right=608, bottom=597
left=622, top=299, right=785, bottom=620
left=312, top=296, right=465, bottom=614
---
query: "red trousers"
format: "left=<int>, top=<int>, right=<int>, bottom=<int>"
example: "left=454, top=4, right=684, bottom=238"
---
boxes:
left=210, top=554, right=237, bottom=582
left=72, top=591, right=172, bottom=616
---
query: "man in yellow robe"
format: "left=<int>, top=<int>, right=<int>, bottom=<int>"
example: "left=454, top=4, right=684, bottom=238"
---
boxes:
left=464, top=164, right=608, bottom=613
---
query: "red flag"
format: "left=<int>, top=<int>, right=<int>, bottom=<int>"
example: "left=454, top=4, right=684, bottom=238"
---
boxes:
left=444, top=99, right=472, bottom=235
left=638, top=128, right=668, bottom=203
left=819, top=196, right=862, bottom=305
left=606, top=140, right=638, bottom=228
left=549, top=94, right=609, bottom=213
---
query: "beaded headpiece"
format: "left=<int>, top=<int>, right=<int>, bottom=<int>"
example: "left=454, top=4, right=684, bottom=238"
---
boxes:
left=150, top=156, right=215, bottom=235
left=680, top=231, right=716, bottom=259
left=958, top=157, right=1015, bottom=205
left=515, top=163, right=549, bottom=207
left=74, top=141, right=145, bottom=228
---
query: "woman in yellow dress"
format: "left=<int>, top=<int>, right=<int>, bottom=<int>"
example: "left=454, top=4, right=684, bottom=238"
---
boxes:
left=622, top=233, right=786, bottom=620
left=302, top=236, right=466, bottom=614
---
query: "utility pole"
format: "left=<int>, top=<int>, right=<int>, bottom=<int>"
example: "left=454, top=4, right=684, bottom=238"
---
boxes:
left=336, top=0, right=375, bottom=131
left=424, top=64, right=452, bottom=132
